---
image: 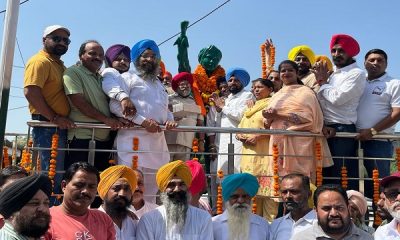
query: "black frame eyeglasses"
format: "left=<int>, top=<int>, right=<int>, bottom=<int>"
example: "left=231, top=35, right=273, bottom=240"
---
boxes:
left=47, top=35, right=71, bottom=45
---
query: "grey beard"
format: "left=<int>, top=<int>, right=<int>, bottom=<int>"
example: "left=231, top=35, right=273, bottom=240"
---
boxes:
left=226, top=201, right=251, bottom=240
left=160, top=192, right=189, bottom=233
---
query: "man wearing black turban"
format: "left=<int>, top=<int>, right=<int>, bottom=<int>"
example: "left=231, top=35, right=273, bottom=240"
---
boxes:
left=0, top=174, right=52, bottom=239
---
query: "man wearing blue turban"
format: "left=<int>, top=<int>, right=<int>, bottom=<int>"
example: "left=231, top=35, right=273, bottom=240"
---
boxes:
left=211, top=67, right=254, bottom=174
left=212, top=173, right=270, bottom=240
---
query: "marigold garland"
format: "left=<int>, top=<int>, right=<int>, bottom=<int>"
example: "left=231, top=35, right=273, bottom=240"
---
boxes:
left=48, top=133, right=59, bottom=190
left=132, top=137, right=139, bottom=170
left=272, top=143, right=280, bottom=196
left=252, top=197, right=257, bottom=214
left=108, top=159, right=116, bottom=166
left=192, top=138, right=199, bottom=153
left=192, top=64, right=225, bottom=105
left=269, top=46, right=276, bottom=71
left=3, top=146, right=9, bottom=167
left=217, top=169, right=224, bottom=215
left=396, top=148, right=400, bottom=171
left=20, top=140, right=33, bottom=173
left=315, top=142, right=323, bottom=187
left=372, top=168, right=382, bottom=226
left=341, top=166, right=348, bottom=190
left=261, top=44, right=267, bottom=79
left=36, top=155, right=41, bottom=173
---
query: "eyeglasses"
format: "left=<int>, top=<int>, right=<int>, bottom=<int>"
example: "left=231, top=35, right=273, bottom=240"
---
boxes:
left=384, top=190, right=400, bottom=202
left=47, top=35, right=71, bottom=45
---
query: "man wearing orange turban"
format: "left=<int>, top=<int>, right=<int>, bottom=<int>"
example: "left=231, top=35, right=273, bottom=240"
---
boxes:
left=313, top=33, right=366, bottom=191
left=97, top=165, right=138, bottom=240
left=288, top=45, right=319, bottom=92
left=137, top=160, right=213, bottom=239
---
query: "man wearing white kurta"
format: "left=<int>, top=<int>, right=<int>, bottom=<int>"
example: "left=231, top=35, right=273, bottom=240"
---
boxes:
left=136, top=160, right=213, bottom=240
left=103, top=39, right=175, bottom=203
left=213, top=68, right=254, bottom=174
left=212, top=173, right=270, bottom=240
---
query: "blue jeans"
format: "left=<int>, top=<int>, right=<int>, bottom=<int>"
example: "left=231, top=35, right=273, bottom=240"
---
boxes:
left=323, top=123, right=358, bottom=189
left=32, top=127, right=66, bottom=196
left=362, top=140, right=393, bottom=198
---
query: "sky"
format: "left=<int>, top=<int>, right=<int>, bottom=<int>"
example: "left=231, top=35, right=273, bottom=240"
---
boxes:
left=1, top=0, right=400, bottom=135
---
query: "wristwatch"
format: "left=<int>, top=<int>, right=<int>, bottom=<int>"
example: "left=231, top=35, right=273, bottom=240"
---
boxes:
left=370, top=128, right=378, bottom=136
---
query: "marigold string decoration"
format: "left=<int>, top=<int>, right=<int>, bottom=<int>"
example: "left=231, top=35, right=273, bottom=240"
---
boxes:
left=252, top=197, right=257, bottom=214
left=192, top=138, right=199, bottom=161
left=3, top=146, right=9, bottom=167
left=261, top=44, right=267, bottom=79
left=396, top=148, right=400, bottom=171
left=341, top=166, right=348, bottom=190
left=272, top=143, right=280, bottom=196
left=372, top=168, right=382, bottom=226
left=132, top=137, right=139, bottom=170
left=20, top=139, right=33, bottom=173
left=315, top=142, right=323, bottom=187
left=269, top=45, right=276, bottom=71
left=48, top=133, right=59, bottom=190
left=192, top=65, right=225, bottom=106
left=217, top=169, right=224, bottom=215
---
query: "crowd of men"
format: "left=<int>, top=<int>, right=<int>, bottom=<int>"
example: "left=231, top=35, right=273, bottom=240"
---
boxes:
left=0, top=23, right=399, bottom=239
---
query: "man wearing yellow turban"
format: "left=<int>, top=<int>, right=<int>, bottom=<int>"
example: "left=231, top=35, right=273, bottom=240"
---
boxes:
left=288, top=45, right=319, bottom=92
left=137, top=160, right=213, bottom=239
left=97, top=165, right=138, bottom=240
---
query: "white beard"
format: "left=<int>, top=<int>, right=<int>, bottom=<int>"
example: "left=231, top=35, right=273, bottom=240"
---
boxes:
left=387, top=201, right=400, bottom=221
left=226, top=201, right=251, bottom=240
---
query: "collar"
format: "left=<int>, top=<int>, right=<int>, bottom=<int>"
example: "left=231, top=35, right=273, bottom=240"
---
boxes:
left=39, top=49, right=64, bottom=65
left=78, top=64, right=101, bottom=78
left=219, top=210, right=262, bottom=225
left=333, top=61, right=359, bottom=73
left=313, top=221, right=361, bottom=238
left=366, top=72, right=390, bottom=82
left=2, top=222, right=29, bottom=240
left=285, top=209, right=316, bottom=223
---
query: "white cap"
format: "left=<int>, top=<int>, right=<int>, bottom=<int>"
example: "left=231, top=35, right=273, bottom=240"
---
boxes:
left=43, top=25, right=70, bottom=38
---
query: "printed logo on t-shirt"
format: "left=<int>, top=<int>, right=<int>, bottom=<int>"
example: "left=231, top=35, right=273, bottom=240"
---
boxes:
left=372, top=86, right=384, bottom=95
left=74, top=231, right=93, bottom=240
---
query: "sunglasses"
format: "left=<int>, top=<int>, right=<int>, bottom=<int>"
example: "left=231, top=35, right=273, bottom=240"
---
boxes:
left=47, top=35, right=71, bottom=45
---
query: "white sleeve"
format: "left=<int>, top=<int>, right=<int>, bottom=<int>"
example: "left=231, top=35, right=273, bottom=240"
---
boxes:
left=222, top=92, right=254, bottom=122
left=390, top=80, right=400, bottom=107
left=136, top=215, right=155, bottom=240
left=318, top=70, right=366, bottom=106
left=102, top=68, right=129, bottom=101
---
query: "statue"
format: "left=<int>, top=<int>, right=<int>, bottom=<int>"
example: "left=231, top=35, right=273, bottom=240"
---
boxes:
left=174, top=21, right=191, bottom=73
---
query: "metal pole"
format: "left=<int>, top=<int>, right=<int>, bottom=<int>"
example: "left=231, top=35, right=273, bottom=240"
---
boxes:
left=0, top=0, right=20, bottom=161
left=228, top=133, right=234, bottom=174
left=358, top=140, right=364, bottom=194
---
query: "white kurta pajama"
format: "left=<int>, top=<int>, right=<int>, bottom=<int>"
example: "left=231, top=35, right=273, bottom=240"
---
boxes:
left=212, top=210, right=271, bottom=240
left=217, top=89, right=254, bottom=173
left=98, top=206, right=138, bottom=240
left=136, top=205, right=213, bottom=240
left=102, top=68, right=173, bottom=203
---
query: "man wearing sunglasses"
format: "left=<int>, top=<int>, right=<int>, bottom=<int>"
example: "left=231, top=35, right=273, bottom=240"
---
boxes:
left=24, top=25, right=76, bottom=197
left=375, top=171, right=400, bottom=239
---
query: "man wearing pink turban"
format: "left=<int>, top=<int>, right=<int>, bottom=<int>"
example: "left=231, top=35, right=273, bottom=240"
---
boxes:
left=313, top=34, right=366, bottom=191
left=186, top=160, right=212, bottom=215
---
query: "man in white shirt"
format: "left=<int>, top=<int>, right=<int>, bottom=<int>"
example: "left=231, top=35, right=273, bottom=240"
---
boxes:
left=270, top=173, right=316, bottom=240
left=103, top=39, right=176, bottom=204
left=212, top=173, right=270, bottom=240
left=97, top=165, right=138, bottom=240
left=136, top=160, right=213, bottom=240
left=212, top=68, right=254, bottom=174
left=314, top=34, right=366, bottom=190
left=356, top=49, right=400, bottom=198
left=130, top=169, right=158, bottom=219
left=374, top=171, right=400, bottom=239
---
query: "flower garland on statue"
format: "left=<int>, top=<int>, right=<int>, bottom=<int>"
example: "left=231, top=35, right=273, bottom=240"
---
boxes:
left=315, top=142, right=323, bottom=187
left=192, top=64, right=225, bottom=106
left=192, top=138, right=199, bottom=161
left=217, top=169, right=224, bottom=215
left=272, top=143, right=280, bottom=196
left=132, top=137, right=139, bottom=170
left=3, top=146, right=9, bottom=167
left=372, top=168, right=381, bottom=226
left=48, top=133, right=59, bottom=190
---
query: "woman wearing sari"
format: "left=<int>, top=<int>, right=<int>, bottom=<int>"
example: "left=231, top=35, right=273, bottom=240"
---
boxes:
left=237, top=78, right=276, bottom=221
left=263, top=60, right=332, bottom=184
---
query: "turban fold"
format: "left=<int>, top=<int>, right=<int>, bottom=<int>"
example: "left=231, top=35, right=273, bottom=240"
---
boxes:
left=98, top=165, right=137, bottom=200
left=186, top=160, right=206, bottom=196
left=198, top=45, right=222, bottom=63
left=171, top=72, right=194, bottom=91
left=347, top=190, right=368, bottom=216
left=221, top=173, right=259, bottom=201
left=288, top=45, right=316, bottom=65
left=315, top=55, right=333, bottom=72
left=105, top=44, right=131, bottom=67
left=226, top=67, right=250, bottom=87
left=131, top=39, right=160, bottom=61
left=156, top=160, right=192, bottom=191
left=0, top=174, right=51, bottom=218
left=330, top=34, right=360, bottom=57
